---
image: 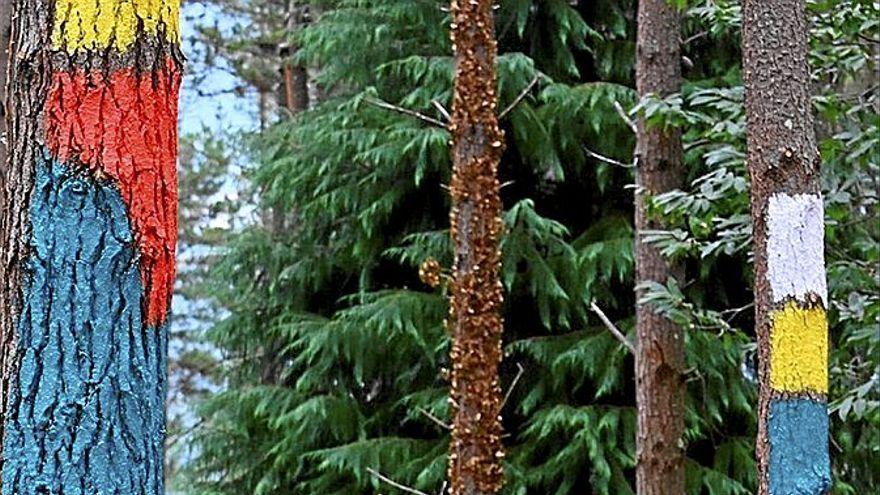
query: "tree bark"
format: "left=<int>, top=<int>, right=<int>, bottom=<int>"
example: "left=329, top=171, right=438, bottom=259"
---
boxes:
left=0, top=1, right=10, bottom=175
left=0, top=1, right=182, bottom=493
left=742, top=1, right=831, bottom=494
left=634, top=1, right=686, bottom=493
left=447, top=0, right=505, bottom=494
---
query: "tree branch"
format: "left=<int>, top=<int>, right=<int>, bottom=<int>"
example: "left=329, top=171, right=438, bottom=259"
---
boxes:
left=432, top=99, right=451, bottom=122
left=416, top=406, right=450, bottom=430
left=365, top=97, right=447, bottom=128
left=367, top=468, right=431, bottom=495
left=590, top=301, right=635, bottom=354
left=501, top=363, right=525, bottom=409
left=613, top=100, right=637, bottom=134
left=499, top=75, right=540, bottom=120
left=584, top=146, right=635, bottom=168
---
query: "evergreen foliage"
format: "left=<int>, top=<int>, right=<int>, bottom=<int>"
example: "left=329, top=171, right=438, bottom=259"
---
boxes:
left=177, top=0, right=878, bottom=493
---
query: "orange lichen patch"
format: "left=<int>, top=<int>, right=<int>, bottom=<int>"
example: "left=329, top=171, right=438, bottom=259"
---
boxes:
left=447, top=0, right=506, bottom=493
left=419, top=257, right=442, bottom=288
left=45, top=59, right=182, bottom=327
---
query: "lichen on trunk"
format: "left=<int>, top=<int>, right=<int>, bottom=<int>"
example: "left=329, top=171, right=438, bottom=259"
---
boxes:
left=446, top=0, right=505, bottom=494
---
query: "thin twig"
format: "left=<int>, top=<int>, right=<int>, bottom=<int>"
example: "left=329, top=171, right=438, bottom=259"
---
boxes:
left=584, top=146, right=635, bottom=168
left=438, top=481, right=448, bottom=495
left=613, top=100, right=637, bottom=134
left=365, top=97, right=447, bottom=128
left=499, top=75, right=540, bottom=120
left=501, top=363, right=525, bottom=409
left=416, top=406, right=450, bottom=430
left=589, top=301, right=635, bottom=354
left=432, top=100, right=451, bottom=122
left=367, top=468, right=431, bottom=495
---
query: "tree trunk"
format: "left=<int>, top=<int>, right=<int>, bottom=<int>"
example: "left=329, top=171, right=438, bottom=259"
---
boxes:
left=742, top=1, right=831, bottom=494
left=0, top=1, right=10, bottom=175
left=0, top=1, right=182, bottom=493
left=447, top=0, right=505, bottom=494
left=634, top=1, right=686, bottom=493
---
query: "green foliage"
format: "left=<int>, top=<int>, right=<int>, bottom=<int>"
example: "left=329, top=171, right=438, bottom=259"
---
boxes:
left=177, top=0, right=878, bottom=494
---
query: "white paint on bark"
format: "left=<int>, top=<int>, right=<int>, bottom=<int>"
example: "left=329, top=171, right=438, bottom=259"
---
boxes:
left=766, top=192, right=827, bottom=306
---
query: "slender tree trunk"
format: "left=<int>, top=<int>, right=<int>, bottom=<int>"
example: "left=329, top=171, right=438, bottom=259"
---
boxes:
left=0, top=1, right=182, bottom=493
left=447, top=0, right=505, bottom=494
left=634, top=1, right=686, bottom=493
left=743, top=1, right=831, bottom=494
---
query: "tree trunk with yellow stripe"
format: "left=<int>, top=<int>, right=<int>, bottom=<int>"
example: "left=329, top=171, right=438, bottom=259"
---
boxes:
left=743, top=0, right=831, bottom=493
left=0, top=1, right=182, bottom=493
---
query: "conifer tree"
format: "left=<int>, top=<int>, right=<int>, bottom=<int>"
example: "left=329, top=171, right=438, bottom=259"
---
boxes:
left=0, top=0, right=182, bottom=492
left=742, top=0, right=831, bottom=493
left=447, top=0, right=505, bottom=493
left=634, top=0, right=685, bottom=493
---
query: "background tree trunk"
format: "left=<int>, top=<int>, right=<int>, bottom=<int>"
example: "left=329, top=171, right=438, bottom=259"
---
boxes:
left=0, top=1, right=182, bottom=493
left=742, top=1, right=832, bottom=494
left=447, top=0, right=505, bottom=494
left=634, top=1, right=686, bottom=493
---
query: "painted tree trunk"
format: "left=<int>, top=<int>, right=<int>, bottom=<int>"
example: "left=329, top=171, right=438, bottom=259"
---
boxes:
left=634, top=1, right=686, bottom=493
left=742, top=0, right=832, bottom=494
left=447, top=0, right=505, bottom=494
left=0, top=1, right=182, bottom=493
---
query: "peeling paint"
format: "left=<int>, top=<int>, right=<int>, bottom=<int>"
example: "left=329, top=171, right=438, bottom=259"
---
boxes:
left=768, top=399, right=831, bottom=495
left=45, top=60, right=181, bottom=326
left=769, top=303, right=828, bottom=394
left=766, top=193, right=827, bottom=306
left=52, top=0, right=180, bottom=53
left=2, top=156, right=167, bottom=495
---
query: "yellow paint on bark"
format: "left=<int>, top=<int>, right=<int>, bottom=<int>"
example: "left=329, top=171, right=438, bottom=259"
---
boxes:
left=770, top=303, right=828, bottom=394
left=52, top=0, right=180, bottom=53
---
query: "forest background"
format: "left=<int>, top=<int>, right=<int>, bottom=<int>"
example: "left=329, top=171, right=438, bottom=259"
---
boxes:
left=167, top=1, right=879, bottom=494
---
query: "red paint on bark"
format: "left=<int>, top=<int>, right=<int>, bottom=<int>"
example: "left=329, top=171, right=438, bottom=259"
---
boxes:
left=45, top=59, right=181, bottom=326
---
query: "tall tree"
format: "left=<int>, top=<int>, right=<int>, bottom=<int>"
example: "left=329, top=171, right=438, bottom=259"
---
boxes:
left=634, top=0, right=685, bottom=493
left=0, top=0, right=182, bottom=493
left=447, top=0, right=505, bottom=493
left=742, top=0, right=831, bottom=493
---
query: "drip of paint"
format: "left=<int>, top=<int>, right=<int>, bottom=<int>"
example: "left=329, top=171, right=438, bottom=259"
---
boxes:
left=2, top=157, right=166, bottom=495
left=766, top=193, right=827, bottom=306
left=45, top=60, right=181, bottom=327
left=52, top=0, right=180, bottom=53
left=769, top=302, right=828, bottom=394
left=767, top=399, right=831, bottom=495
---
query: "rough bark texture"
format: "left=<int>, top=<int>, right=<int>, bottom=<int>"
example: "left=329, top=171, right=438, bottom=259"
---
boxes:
left=743, top=0, right=831, bottom=493
left=0, top=1, right=182, bottom=493
left=0, top=1, right=10, bottom=175
left=634, top=1, right=686, bottom=493
left=447, top=1, right=505, bottom=494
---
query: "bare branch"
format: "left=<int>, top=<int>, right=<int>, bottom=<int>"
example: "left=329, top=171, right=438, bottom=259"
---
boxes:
left=365, top=97, right=447, bottom=128
left=501, top=363, right=525, bottom=410
left=367, top=468, right=431, bottom=495
left=499, top=75, right=540, bottom=120
left=613, top=100, right=637, bottom=134
left=589, top=301, right=635, bottom=354
left=416, top=406, right=450, bottom=430
left=584, top=146, right=635, bottom=168
left=432, top=100, right=451, bottom=122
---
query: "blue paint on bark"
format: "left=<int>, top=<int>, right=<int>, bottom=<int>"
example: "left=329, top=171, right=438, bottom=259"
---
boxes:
left=2, top=155, right=167, bottom=494
left=768, top=398, right=831, bottom=495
